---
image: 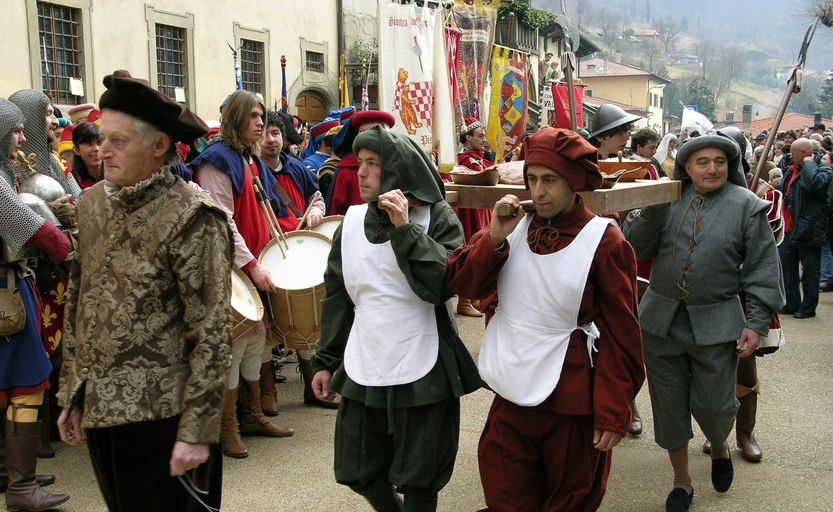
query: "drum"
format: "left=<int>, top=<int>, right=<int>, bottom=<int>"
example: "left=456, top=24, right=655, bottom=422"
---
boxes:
left=230, top=267, right=263, bottom=338
left=309, top=215, right=344, bottom=241
left=259, top=231, right=332, bottom=351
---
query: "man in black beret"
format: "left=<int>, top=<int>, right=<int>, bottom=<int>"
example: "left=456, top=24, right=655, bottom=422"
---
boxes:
left=57, top=70, right=235, bottom=511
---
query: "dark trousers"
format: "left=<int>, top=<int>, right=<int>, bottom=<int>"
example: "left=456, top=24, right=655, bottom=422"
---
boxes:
left=779, top=243, right=821, bottom=314
left=87, top=416, right=222, bottom=512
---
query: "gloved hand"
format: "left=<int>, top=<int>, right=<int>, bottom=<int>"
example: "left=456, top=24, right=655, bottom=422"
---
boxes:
left=48, top=194, right=77, bottom=227
left=28, top=221, right=72, bottom=264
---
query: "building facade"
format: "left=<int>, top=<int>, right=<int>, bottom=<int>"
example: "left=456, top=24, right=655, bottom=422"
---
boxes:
left=3, top=0, right=339, bottom=122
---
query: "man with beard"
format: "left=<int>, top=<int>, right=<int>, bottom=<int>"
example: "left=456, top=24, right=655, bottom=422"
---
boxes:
left=193, top=91, right=294, bottom=459
left=259, top=111, right=333, bottom=411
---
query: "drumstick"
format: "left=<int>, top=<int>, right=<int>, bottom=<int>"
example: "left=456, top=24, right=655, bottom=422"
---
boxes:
left=253, top=176, right=289, bottom=251
left=252, top=183, right=286, bottom=258
left=297, top=191, right=323, bottom=230
left=496, top=200, right=534, bottom=217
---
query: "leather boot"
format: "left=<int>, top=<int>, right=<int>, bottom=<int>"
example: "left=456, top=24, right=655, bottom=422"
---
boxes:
left=36, top=401, right=54, bottom=459
left=300, top=358, right=339, bottom=409
left=220, top=388, right=248, bottom=459
left=259, top=361, right=280, bottom=417
left=4, top=420, right=69, bottom=512
left=0, top=418, right=56, bottom=493
left=736, top=390, right=762, bottom=462
left=456, top=298, right=483, bottom=317
left=239, top=380, right=294, bottom=438
left=628, top=400, right=643, bottom=436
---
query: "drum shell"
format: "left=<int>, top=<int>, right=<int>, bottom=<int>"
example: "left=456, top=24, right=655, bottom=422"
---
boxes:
left=259, top=232, right=331, bottom=351
left=309, top=215, right=344, bottom=241
left=230, top=267, right=263, bottom=339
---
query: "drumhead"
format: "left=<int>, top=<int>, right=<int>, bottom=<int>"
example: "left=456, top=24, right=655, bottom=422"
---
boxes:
left=230, top=267, right=263, bottom=321
left=310, top=215, right=344, bottom=240
left=259, top=232, right=332, bottom=290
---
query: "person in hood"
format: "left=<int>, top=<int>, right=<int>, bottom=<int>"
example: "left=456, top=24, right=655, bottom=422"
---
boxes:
left=447, top=127, right=644, bottom=512
left=312, top=126, right=479, bottom=512
left=624, top=134, right=783, bottom=512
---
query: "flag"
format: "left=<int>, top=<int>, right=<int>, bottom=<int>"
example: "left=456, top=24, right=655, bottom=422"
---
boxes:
left=339, top=54, right=351, bottom=108
left=681, top=106, right=713, bottom=133
left=361, top=60, right=370, bottom=111
left=486, top=45, right=529, bottom=162
left=280, top=55, right=288, bottom=113
left=433, top=13, right=455, bottom=174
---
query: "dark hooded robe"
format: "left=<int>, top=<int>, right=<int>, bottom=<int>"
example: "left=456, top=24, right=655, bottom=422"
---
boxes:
left=313, top=126, right=479, bottom=505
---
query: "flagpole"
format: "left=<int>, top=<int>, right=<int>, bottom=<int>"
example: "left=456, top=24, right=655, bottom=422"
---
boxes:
left=280, top=55, right=288, bottom=113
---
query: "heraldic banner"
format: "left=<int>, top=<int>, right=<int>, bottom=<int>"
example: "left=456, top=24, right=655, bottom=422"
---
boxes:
left=378, top=0, right=439, bottom=151
left=486, top=45, right=529, bottom=163
left=451, top=0, right=497, bottom=129
left=552, top=83, right=586, bottom=130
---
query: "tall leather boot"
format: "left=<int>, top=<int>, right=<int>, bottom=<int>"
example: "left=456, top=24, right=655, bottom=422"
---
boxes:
left=4, top=420, right=69, bottom=512
left=0, top=418, right=56, bottom=493
left=736, top=384, right=762, bottom=462
left=36, top=402, right=54, bottom=459
left=300, top=358, right=339, bottom=409
left=239, top=380, right=294, bottom=438
left=259, top=361, right=280, bottom=417
left=220, top=388, right=248, bottom=459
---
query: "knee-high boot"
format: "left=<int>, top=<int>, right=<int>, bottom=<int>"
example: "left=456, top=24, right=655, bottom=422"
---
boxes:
left=404, top=492, right=438, bottom=512
left=4, top=420, right=69, bottom=512
left=300, top=358, right=339, bottom=409
left=0, top=418, right=56, bottom=493
left=736, top=357, right=762, bottom=462
left=220, top=388, right=248, bottom=459
left=259, top=361, right=280, bottom=417
left=239, top=380, right=294, bottom=438
left=36, top=401, right=54, bottom=459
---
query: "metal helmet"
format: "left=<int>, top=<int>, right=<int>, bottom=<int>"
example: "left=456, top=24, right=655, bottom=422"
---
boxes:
left=17, top=192, right=61, bottom=226
left=716, top=126, right=747, bottom=156
left=589, top=104, right=642, bottom=140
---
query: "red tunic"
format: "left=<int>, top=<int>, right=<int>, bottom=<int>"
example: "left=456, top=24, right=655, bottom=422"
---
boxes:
left=447, top=202, right=644, bottom=512
left=276, top=173, right=304, bottom=233
left=454, top=150, right=493, bottom=241
left=328, top=153, right=364, bottom=216
left=234, top=161, right=272, bottom=258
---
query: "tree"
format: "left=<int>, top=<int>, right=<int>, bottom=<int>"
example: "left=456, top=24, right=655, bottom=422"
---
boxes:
left=817, top=72, right=833, bottom=119
left=695, top=39, right=717, bottom=79
left=596, top=8, right=619, bottom=42
left=569, top=0, right=592, bottom=31
left=654, top=17, right=680, bottom=54
left=687, top=78, right=717, bottom=120
left=713, top=47, right=744, bottom=99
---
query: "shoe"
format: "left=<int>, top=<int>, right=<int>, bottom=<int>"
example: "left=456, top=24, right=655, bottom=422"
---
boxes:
left=793, top=311, right=815, bottom=319
left=4, top=420, right=70, bottom=511
left=239, top=380, right=294, bottom=438
left=777, top=307, right=796, bottom=315
left=628, top=417, right=643, bottom=437
left=456, top=298, right=483, bottom=317
left=0, top=474, right=56, bottom=493
left=737, top=431, right=762, bottom=462
left=702, top=440, right=711, bottom=454
left=820, top=281, right=833, bottom=292
left=711, top=457, right=734, bottom=492
left=665, top=487, right=693, bottom=512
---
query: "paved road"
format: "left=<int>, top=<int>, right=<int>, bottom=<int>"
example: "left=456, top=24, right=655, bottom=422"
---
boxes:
left=26, top=293, right=833, bottom=512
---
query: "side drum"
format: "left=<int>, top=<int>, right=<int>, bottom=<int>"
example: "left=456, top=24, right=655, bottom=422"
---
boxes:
left=309, top=215, right=344, bottom=241
left=259, top=231, right=332, bottom=351
left=230, top=267, right=263, bottom=338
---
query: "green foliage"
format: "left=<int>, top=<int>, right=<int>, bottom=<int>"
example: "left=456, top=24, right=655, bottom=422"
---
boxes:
left=817, top=73, right=833, bottom=119
left=349, top=39, right=378, bottom=85
left=664, top=78, right=717, bottom=120
left=498, top=0, right=555, bottom=30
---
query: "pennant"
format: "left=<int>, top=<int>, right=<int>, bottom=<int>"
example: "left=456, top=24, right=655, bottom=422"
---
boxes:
left=486, top=45, right=529, bottom=162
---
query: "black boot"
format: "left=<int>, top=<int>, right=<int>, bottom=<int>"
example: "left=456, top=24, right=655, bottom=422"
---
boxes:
left=404, top=492, right=438, bottom=512
left=4, top=420, right=69, bottom=511
left=363, top=486, right=404, bottom=512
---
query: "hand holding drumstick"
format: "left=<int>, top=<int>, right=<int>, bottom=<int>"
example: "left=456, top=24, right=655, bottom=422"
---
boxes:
left=378, top=189, right=410, bottom=228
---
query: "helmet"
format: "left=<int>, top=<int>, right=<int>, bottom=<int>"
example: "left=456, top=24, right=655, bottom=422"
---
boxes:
left=716, top=126, right=747, bottom=156
left=589, top=104, right=641, bottom=140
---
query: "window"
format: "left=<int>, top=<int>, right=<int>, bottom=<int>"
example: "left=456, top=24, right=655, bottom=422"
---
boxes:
left=306, top=51, right=325, bottom=73
left=155, top=24, right=187, bottom=102
left=660, top=95, right=664, bottom=109
left=37, top=2, right=83, bottom=105
left=240, top=39, right=265, bottom=94
left=145, top=6, right=195, bottom=107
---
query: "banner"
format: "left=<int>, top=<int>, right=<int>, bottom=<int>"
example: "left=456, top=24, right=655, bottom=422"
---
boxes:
left=433, top=15, right=456, bottom=174
left=486, top=45, right=529, bottom=163
left=552, top=83, right=585, bottom=129
left=681, top=106, right=713, bottom=134
left=378, top=0, right=439, bottom=151
left=451, top=0, right=497, bottom=131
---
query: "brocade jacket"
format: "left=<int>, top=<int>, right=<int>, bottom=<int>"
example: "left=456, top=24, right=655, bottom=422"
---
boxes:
left=59, top=169, right=234, bottom=444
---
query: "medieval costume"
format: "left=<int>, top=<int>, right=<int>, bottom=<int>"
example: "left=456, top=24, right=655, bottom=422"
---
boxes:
left=314, top=126, right=479, bottom=512
left=624, top=135, right=783, bottom=512
left=0, top=97, right=72, bottom=511
left=301, top=118, right=340, bottom=174
left=447, top=128, right=644, bottom=512
left=59, top=71, right=233, bottom=511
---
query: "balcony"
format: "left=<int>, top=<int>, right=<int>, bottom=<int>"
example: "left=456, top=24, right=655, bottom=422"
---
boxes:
left=495, top=13, right=539, bottom=53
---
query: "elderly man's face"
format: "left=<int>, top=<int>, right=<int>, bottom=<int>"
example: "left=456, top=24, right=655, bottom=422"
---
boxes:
left=526, top=164, right=576, bottom=219
left=684, top=147, right=729, bottom=194
left=99, top=110, right=169, bottom=187
left=357, top=147, right=382, bottom=202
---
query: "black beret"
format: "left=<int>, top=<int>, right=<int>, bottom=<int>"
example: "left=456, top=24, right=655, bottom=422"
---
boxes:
left=99, top=70, right=208, bottom=143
